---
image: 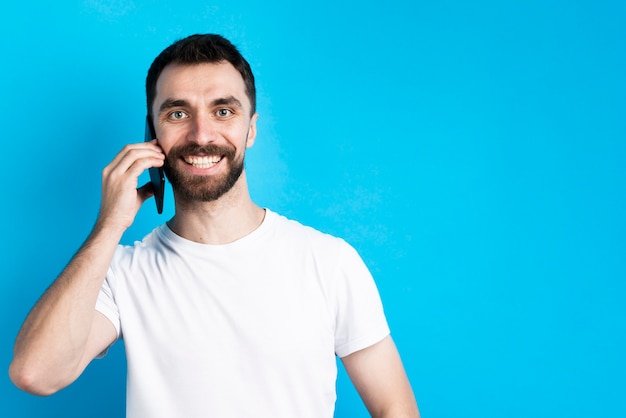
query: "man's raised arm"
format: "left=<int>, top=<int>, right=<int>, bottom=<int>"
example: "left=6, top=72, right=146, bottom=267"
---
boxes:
left=9, top=142, right=164, bottom=395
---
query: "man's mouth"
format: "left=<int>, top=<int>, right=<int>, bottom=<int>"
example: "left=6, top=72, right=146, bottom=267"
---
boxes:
left=183, top=155, right=223, bottom=169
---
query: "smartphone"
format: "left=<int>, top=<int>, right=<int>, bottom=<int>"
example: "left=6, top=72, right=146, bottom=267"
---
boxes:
left=144, top=116, right=165, bottom=214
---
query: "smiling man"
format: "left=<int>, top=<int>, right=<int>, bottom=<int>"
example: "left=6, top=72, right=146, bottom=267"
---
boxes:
left=156, top=63, right=256, bottom=205
left=9, top=34, right=419, bottom=418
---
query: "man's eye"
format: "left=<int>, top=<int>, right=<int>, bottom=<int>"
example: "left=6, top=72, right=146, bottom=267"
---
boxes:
left=216, top=108, right=233, bottom=117
left=169, top=111, right=188, bottom=120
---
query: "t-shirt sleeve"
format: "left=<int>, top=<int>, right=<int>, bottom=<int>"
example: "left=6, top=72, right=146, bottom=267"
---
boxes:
left=95, top=266, right=122, bottom=340
left=333, top=242, right=390, bottom=358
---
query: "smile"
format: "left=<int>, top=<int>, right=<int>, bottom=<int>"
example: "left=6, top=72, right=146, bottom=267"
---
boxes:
left=183, top=155, right=223, bottom=169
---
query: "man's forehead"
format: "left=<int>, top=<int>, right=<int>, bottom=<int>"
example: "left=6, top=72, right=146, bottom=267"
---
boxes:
left=157, top=62, right=245, bottom=93
left=154, top=62, right=250, bottom=108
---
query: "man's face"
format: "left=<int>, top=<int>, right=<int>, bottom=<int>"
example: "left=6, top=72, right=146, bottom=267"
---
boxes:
left=151, top=62, right=258, bottom=202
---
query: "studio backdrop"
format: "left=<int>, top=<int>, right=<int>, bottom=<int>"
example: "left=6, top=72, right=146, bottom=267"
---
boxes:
left=1, top=1, right=625, bottom=417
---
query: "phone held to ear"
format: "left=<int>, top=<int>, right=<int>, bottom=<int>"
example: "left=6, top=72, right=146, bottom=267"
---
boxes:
left=144, top=116, right=165, bottom=214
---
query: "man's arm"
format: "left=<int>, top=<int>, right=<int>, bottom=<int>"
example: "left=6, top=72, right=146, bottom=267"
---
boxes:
left=342, top=335, right=420, bottom=418
left=9, top=142, right=164, bottom=396
left=9, top=222, right=124, bottom=395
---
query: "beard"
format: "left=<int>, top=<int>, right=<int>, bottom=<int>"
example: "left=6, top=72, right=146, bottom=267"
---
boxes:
left=163, top=142, right=244, bottom=202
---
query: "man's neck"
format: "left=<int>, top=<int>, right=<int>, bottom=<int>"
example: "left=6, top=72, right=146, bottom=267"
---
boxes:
left=166, top=174, right=266, bottom=245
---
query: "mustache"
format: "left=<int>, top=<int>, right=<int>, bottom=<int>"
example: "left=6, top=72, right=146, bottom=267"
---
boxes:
left=166, top=143, right=236, bottom=160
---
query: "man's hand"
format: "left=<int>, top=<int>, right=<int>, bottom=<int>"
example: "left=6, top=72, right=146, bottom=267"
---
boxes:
left=98, top=141, right=165, bottom=231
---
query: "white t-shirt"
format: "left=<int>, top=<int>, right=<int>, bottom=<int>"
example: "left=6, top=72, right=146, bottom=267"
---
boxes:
left=96, top=209, right=389, bottom=418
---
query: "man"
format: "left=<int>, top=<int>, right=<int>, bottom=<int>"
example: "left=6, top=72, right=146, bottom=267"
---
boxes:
left=9, top=34, right=419, bottom=417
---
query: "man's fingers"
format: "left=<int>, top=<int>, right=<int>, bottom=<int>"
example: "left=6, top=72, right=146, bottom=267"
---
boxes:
left=105, top=143, right=165, bottom=179
left=137, top=182, right=155, bottom=203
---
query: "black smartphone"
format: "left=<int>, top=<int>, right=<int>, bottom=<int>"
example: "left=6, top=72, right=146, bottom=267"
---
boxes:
left=144, top=116, right=165, bottom=214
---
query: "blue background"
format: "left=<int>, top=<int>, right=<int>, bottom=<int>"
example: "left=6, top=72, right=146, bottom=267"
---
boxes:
left=2, top=1, right=625, bottom=417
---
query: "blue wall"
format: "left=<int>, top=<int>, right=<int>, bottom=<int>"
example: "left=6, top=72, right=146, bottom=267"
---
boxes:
left=2, top=1, right=625, bottom=417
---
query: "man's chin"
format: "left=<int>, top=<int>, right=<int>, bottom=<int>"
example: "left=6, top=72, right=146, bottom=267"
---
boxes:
left=166, top=164, right=244, bottom=203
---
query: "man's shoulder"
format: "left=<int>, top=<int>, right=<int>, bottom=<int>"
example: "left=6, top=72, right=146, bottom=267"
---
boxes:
left=266, top=210, right=351, bottom=250
left=113, top=225, right=165, bottom=259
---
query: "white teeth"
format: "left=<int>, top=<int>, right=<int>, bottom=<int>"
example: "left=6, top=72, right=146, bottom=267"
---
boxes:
left=184, top=155, right=222, bottom=168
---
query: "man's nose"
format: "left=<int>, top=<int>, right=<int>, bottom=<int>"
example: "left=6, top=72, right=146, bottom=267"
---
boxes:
left=187, top=114, right=218, bottom=144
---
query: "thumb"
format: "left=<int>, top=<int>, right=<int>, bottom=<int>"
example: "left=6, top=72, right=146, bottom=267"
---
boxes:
left=137, top=181, right=155, bottom=203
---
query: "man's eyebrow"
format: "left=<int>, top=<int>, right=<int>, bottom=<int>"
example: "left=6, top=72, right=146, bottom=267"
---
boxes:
left=158, top=99, right=189, bottom=114
left=212, top=96, right=243, bottom=108
left=158, top=96, right=243, bottom=114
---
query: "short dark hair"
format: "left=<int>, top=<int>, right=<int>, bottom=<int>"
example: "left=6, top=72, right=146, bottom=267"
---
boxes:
left=146, top=34, right=256, bottom=117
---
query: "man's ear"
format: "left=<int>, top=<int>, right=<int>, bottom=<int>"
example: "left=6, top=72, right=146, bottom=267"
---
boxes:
left=246, top=113, right=259, bottom=149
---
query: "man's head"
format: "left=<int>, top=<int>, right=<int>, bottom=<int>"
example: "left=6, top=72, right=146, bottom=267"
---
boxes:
left=146, top=34, right=256, bottom=118
left=146, top=35, right=258, bottom=204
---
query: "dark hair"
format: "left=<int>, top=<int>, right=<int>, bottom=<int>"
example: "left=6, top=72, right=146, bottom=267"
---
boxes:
left=146, top=34, right=256, bottom=117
